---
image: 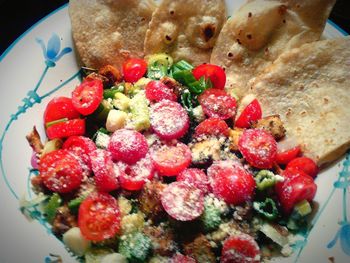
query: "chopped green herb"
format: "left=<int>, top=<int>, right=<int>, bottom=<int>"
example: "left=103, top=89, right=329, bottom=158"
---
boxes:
left=44, top=193, right=62, bottom=223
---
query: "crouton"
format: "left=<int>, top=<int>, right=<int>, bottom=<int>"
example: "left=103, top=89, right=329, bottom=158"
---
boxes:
left=251, top=115, right=286, bottom=140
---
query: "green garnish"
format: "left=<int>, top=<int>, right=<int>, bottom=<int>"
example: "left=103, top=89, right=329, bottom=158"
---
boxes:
left=44, top=193, right=62, bottom=223
left=255, top=170, right=280, bottom=191
left=45, top=118, right=68, bottom=129
left=68, top=196, right=85, bottom=214
left=294, top=200, right=312, bottom=217
left=118, top=232, right=152, bottom=262
left=103, top=85, right=124, bottom=99
left=253, top=198, right=278, bottom=220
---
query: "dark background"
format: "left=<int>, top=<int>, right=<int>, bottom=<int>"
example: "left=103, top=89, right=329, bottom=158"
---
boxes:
left=0, top=0, right=349, bottom=56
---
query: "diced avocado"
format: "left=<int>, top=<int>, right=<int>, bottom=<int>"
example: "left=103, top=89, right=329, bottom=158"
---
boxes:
left=129, top=92, right=150, bottom=131
left=106, top=110, right=128, bottom=132
left=118, top=232, right=152, bottom=263
left=101, top=253, right=127, bottom=263
left=85, top=248, right=114, bottom=263
left=41, top=138, right=63, bottom=157
left=91, top=99, right=113, bottom=123
left=294, top=200, right=312, bottom=217
left=121, top=212, right=145, bottom=235
left=62, top=227, right=91, bottom=256
left=113, top=93, right=131, bottom=111
left=201, top=201, right=222, bottom=232
left=134, top=77, right=152, bottom=89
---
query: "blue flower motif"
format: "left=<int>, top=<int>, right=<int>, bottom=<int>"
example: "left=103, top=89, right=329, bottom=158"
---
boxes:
left=327, top=222, right=350, bottom=256
left=36, top=33, right=72, bottom=67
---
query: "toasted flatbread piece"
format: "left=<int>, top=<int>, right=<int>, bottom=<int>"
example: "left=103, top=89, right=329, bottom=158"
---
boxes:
left=69, top=0, right=156, bottom=69
left=144, top=0, right=226, bottom=66
left=210, top=0, right=335, bottom=98
left=250, top=37, right=350, bottom=167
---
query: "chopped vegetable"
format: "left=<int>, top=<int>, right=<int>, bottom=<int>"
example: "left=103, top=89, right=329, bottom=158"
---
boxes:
left=129, top=92, right=150, bottom=131
left=122, top=58, right=148, bottom=83
left=254, top=170, right=281, bottom=191
left=105, top=109, right=128, bottom=132
left=201, top=201, right=222, bottom=232
left=62, top=227, right=91, bottom=256
left=118, top=232, right=152, bottom=262
left=253, top=198, right=278, bottom=220
left=44, top=193, right=62, bottom=223
left=68, top=196, right=85, bottom=213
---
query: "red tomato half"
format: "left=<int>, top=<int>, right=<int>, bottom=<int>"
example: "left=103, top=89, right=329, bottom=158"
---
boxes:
left=72, top=79, right=103, bottom=115
left=90, top=149, right=119, bottom=192
left=78, top=192, right=121, bottom=241
left=46, top=119, right=85, bottom=140
left=43, top=97, right=80, bottom=124
left=286, top=157, right=318, bottom=178
left=221, top=234, right=260, bottom=263
left=151, top=100, right=189, bottom=140
left=39, top=150, right=83, bottom=193
left=122, top=58, right=147, bottom=83
left=208, top=160, right=256, bottom=205
left=275, top=146, right=301, bottom=165
left=177, top=168, right=210, bottom=194
left=108, top=129, right=149, bottom=164
left=198, top=88, right=236, bottom=120
left=151, top=142, right=192, bottom=176
left=62, top=136, right=97, bottom=170
left=235, top=99, right=262, bottom=128
left=275, top=169, right=317, bottom=214
left=238, top=129, right=277, bottom=169
left=192, top=64, right=226, bottom=89
left=194, top=118, right=229, bottom=138
left=145, top=80, right=177, bottom=103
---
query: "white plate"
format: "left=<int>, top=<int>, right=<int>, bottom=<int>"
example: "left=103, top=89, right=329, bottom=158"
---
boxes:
left=0, top=2, right=349, bottom=263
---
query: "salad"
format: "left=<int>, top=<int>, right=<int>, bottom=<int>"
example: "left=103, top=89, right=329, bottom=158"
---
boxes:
left=25, top=54, right=319, bottom=263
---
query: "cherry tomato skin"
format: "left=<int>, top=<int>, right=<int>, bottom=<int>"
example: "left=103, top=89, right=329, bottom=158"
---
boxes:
left=275, top=146, right=301, bottom=165
left=151, top=100, right=190, bottom=140
left=208, top=160, right=256, bottom=205
left=192, top=64, right=226, bottom=89
left=78, top=192, right=121, bottom=241
left=171, top=254, right=197, bottom=263
left=90, top=149, right=119, bottom=192
left=43, top=96, right=80, bottom=124
left=198, top=88, right=237, bottom=120
left=152, top=142, right=192, bottom=176
left=221, top=234, right=260, bottom=263
left=39, top=150, right=83, bottom=193
left=275, top=169, right=317, bottom=214
left=177, top=168, right=210, bottom=194
left=161, top=181, right=204, bottom=221
left=108, top=129, right=149, bottom=164
left=238, top=129, right=277, bottom=169
left=46, top=119, right=85, bottom=140
left=122, top=58, right=147, bottom=83
left=145, top=80, right=177, bottom=103
left=286, top=157, right=318, bottom=178
left=235, top=99, right=262, bottom=128
left=194, top=118, right=229, bottom=138
left=62, top=136, right=97, bottom=170
left=72, top=79, right=103, bottom=115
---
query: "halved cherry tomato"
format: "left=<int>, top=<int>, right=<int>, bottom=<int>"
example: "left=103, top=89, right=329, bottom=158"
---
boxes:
left=43, top=96, right=80, bottom=124
left=150, top=100, right=189, bottom=140
left=62, top=136, right=96, bottom=170
left=238, top=129, right=277, bottom=169
left=198, top=88, right=236, bottom=120
left=177, top=168, right=210, bottom=194
left=275, top=169, right=317, bottom=214
left=108, top=129, right=148, bottom=164
left=46, top=119, right=85, bottom=140
left=145, top=80, right=177, bottom=103
left=122, top=58, right=147, bottom=83
left=235, top=99, right=262, bottom=128
left=117, top=154, right=155, bottom=191
left=39, top=150, right=83, bottom=193
left=221, top=234, right=260, bottom=263
left=171, top=254, right=197, bottom=263
left=275, top=146, right=301, bottom=165
left=78, top=192, right=121, bottom=241
left=72, top=79, right=103, bottom=115
left=208, top=160, right=256, bottom=205
left=161, top=181, right=204, bottom=221
left=192, top=64, right=226, bottom=89
left=151, top=142, right=192, bottom=176
left=90, top=149, right=119, bottom=192
left=286, top=157, right=318, bottom=178
left=194, top=118, right=229, bottom=138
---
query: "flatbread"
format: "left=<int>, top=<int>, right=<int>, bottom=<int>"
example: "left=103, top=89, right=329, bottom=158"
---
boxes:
left=144, top=0, right=226, bottom=66
left=69, top=0, right=156, bottom=69
left=249, top=37, right=350, bottom=167
left=210, top=0, right=336, bottom=98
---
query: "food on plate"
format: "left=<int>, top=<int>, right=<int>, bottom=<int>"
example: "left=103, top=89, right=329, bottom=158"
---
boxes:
left=250, top=37, right=350, bottom=166
left=144, top=0, right=226, bottom=66
left=210, top=0, right=336, bottom=98
left=25, top=53, right=323, bottom=262
left=69, top=0, right=156, bottom=69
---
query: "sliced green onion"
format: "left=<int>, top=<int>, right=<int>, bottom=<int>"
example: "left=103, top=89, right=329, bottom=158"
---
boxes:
left=255, top=170, right=278, bottom=191
left=45, top=118, right=68, bottom=129
left=253, top=198, right=278, bottom=220
left=172, top=69, right=196, bottom=85
left=147, top=62, right=168, bottom=80
left=68, top=196, right=85, bottom=214
left=44, top=193, right=62, bottom=223
left=172, top=60, right=194, bottom=71
left=103, top=85, right=124, bottom=99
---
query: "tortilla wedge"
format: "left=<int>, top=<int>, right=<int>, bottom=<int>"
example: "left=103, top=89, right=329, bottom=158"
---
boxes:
left=69, top=0, right=156, bottom=70
left=250, top=37, right=350, bottom=167
left=144, top=0, right=226, bottom=66
left=210, top=0, right=336, bottom=98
